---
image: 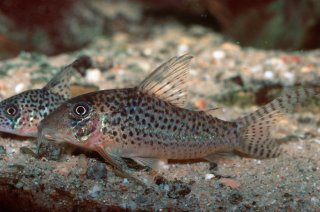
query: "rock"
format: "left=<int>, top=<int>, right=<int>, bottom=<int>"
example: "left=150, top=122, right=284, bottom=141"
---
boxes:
left=167, top=180, right=191, bottom=199
left=229, top=193, right=243, bottom=205
left=0, top=145, right=6, bottom=155
left=88, top=184, right=102, bottom=198
left=86, top=161, right=108, bottom=180
left=205, top=174, right=215, bottom=180
left=36, top=139, right=62, bottom=161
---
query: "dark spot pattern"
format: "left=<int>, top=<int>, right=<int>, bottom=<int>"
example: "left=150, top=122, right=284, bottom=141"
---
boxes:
left=84, top=88, right=236, bottom=160
left=0, top=56, right=91, bottom=136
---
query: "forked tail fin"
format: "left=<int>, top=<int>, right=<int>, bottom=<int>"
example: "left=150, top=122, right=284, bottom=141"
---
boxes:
left=235, top=85, right=320, bottom=159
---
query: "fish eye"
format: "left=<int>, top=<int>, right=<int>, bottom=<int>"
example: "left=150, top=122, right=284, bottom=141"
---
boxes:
left=72, top=102, right=90, bottom=118
left=5, top=105, right=18, bottom=117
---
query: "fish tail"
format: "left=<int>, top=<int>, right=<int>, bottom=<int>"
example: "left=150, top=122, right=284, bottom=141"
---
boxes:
left=235, top=85, right=320, bottom=158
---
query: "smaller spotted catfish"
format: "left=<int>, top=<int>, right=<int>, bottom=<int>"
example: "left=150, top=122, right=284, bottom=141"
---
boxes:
left=0, top=56, right=92, bottom=137
left=38, top=54, right=320, bottom=178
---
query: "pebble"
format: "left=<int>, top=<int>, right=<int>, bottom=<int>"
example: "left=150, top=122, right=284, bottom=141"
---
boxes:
left=310, top=197, right=319, bottom=205
left=212, top=50, right=226, bottom=60
left=312, top=139, right=320, bottom=145
left=283, top=71, right=295, bottom=83
left=0, top=145, right=6, bottom=155
left=85, top=68, right=102, bottom=83
left=167, top=180, right=191, bottom=199
left=209, top=162, right=218, bottom=171
left=37, top=139, right=62, bottom=161
left=142, top=48, right=152, bottom=56
left=250, top=65, right=262, bottom=73
left=177, top=44, right=189, bottom=55
left=254, top=159, right=262, bottom=165
left=264, top=70, right=274, bottom=79
left=86, top=161, right=108, bottom=180
left=195, top=99, right=206, bottom=110
left=88, top=184, right=102, bottom=198
left=205, top=173, right=215, bottom=180
left=221, top=42, right=241, bottom=51
left=15, top=83, right=24, bottom=93
left=138, top=62, right=151, bottom=71
left=229, top=193, right=243, bottom=205
left=127, top=201, right=137, bottom=210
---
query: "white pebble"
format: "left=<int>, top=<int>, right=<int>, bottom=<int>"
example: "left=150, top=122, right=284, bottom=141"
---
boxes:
left=283, top=72, right=295, bottom=83
left=139, top=62, right=151, bottom=71
left=296, top=145, right=304, bottom=150
left=254, top=159, right=262, bottom=164
left=205, top=173, right=215, bottom=180
left=86, top=69, right=102, bottom=83
left=15, top=83, right=24, bottom=93
left=88, top=184, right=101, bottom=197
left=250, top=65, right=262, bottom=73
left=118, top=69, right=125, bottom=76
left=212, top=50, right=226, bottom=60
left=313, top=139, right=320, bottom=144
left=311, top=197, right=319, bottom=205
left=123, top=178, right=129, bottom=184
left=190, top=69, right=198, bottom=76
left=177, top=44, right=189, bottom=55
left=264, top=70, right=274, bottom=79
left=143, top=48, right=152, bottom=56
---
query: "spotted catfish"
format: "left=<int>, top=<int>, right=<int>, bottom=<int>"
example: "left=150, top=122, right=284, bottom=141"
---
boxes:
left=0, top=56, right=92, bottom=137
left=39, top=54, right=319, bottom=175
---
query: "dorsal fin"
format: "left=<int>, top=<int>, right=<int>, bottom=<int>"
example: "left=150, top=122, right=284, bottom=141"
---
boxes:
left=44, top=55, right=92, bottom=99
left=138, top=54, right=193, bottom=107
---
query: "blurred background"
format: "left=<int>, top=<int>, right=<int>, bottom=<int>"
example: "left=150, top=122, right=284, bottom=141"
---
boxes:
left=1, top=0, right=320, bottom=60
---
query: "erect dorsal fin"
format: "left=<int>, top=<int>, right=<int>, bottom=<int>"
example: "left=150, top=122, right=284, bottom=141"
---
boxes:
left=138, top=54, right=193, bottom=108
left=44, top=55, right=92, bottom=99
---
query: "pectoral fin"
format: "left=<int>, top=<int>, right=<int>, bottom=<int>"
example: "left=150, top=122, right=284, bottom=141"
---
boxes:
left=95, top=147, right=146, bottom=186
left=132, top=157, right=169, bottom=172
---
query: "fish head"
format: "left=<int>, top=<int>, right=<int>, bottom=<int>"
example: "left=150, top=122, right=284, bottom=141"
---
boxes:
left=0, top=90, right=45, bottom=137
left=38, top=95, right=101, bottom=148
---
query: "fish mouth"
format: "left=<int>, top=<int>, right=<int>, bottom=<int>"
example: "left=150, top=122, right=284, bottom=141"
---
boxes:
left=37, top=126, right=74, bottom=144
left=0, top=126, right=32, bottom=137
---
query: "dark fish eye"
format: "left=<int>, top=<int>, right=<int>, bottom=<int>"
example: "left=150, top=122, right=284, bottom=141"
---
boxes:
left=5, top=105, right=18, bottom=117
left=72, top=102, right=90, bottom=117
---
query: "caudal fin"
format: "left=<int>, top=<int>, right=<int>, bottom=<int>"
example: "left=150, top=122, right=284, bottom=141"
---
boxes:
left=235, top=85, right=320, bottom=159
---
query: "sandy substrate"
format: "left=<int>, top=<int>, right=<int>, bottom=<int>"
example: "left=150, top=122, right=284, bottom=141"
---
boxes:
left=0, top=21, right=319, bottom=211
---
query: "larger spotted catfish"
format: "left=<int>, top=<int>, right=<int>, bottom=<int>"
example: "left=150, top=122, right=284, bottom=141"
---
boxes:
left=39, top=54, right=319, bottom=175
left=0, top=56, right=92, bottom=137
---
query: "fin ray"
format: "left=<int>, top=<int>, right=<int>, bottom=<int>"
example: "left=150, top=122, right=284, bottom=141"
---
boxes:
left=132, top=157, right=169, bottom=172
left=96, top=147, right=146, bottom=186
left=44, top=55, right=92, bottom=99
left=138, top=54, right=193, bottom=107
left=235, top=85, right=320, bottom=158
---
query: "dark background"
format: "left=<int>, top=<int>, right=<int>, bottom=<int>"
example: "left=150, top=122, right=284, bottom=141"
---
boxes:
left=1, top=0, right=320, bottom=60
